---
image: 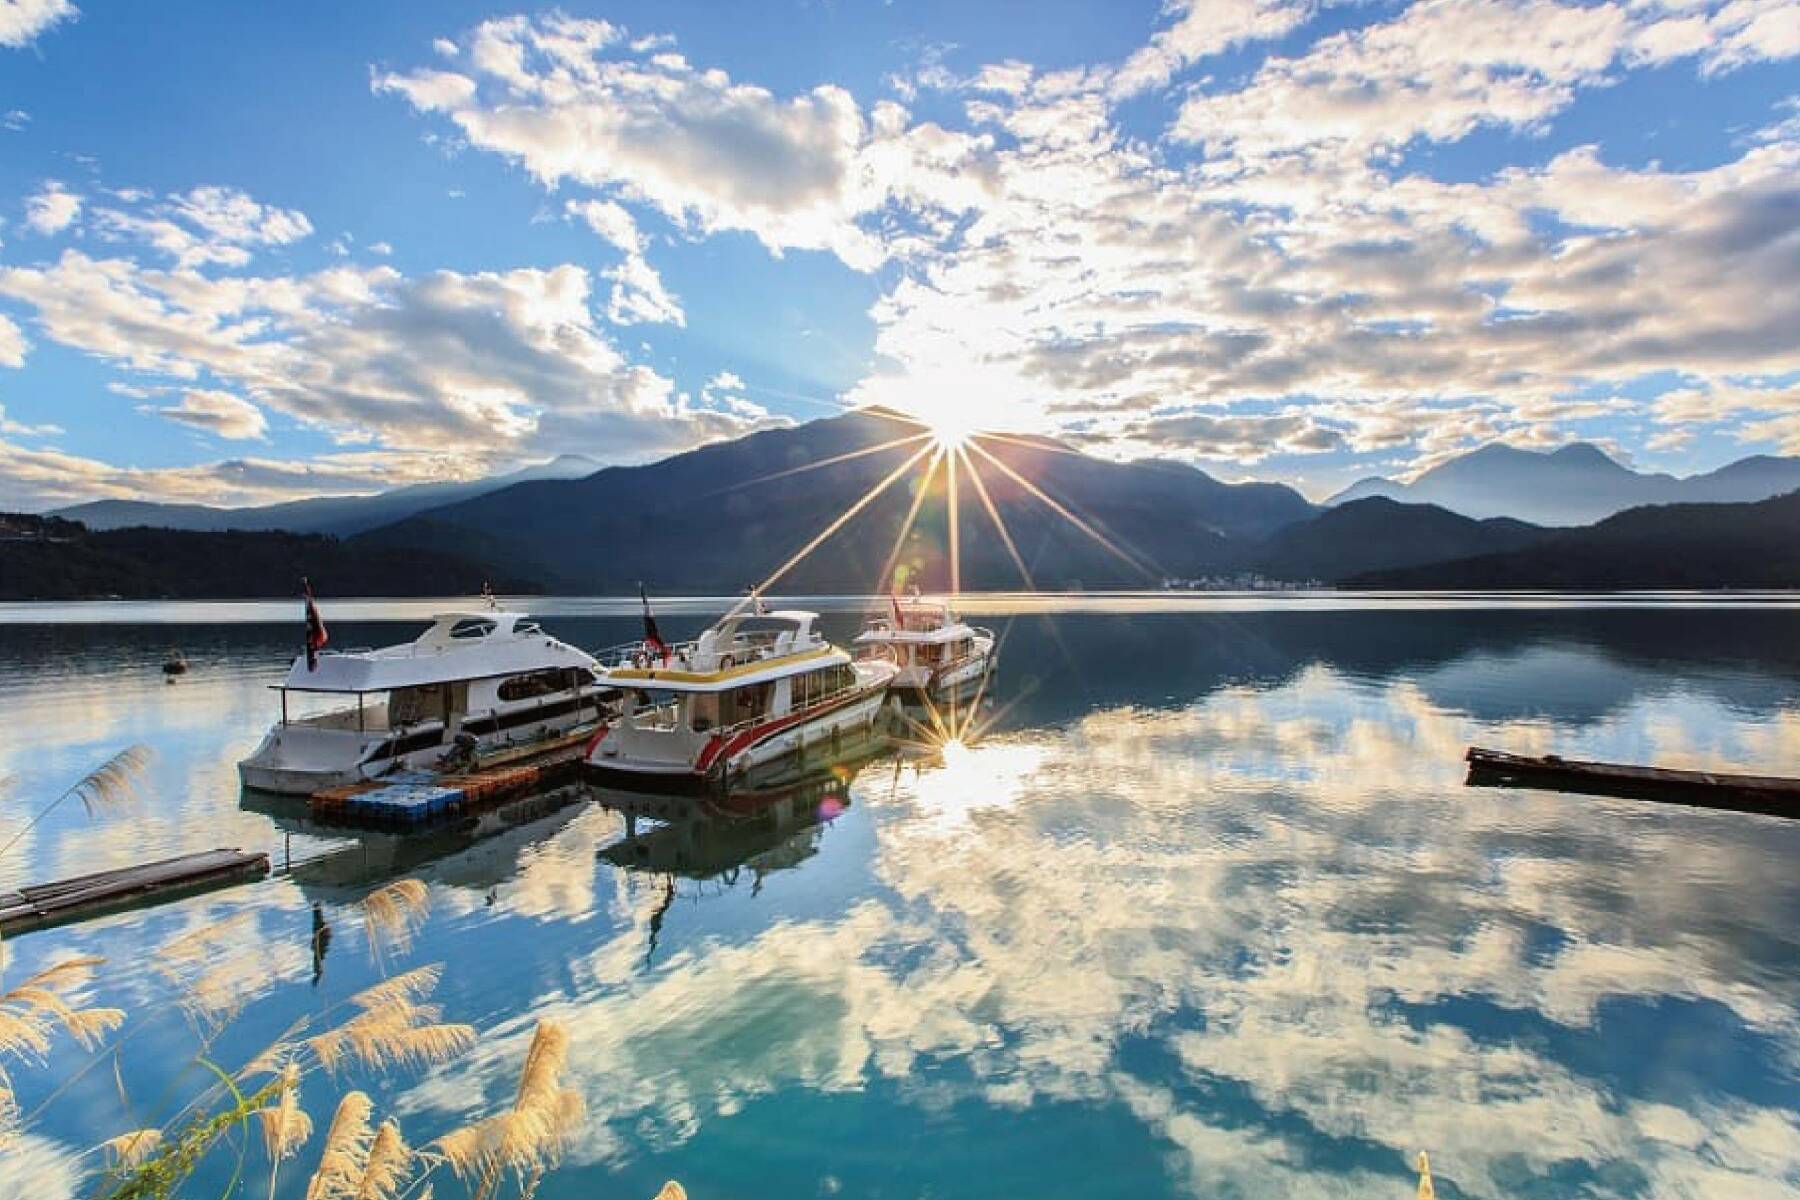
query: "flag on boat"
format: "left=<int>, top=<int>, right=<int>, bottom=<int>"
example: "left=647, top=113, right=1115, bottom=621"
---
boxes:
left=640, top=585, right=670, bottom=664
left=303, top=578, right=329, bottom=671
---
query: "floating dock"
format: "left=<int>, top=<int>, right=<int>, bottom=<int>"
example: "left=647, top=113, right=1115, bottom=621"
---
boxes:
left=1465, top=746, right=1800, bottom=818
left=309, top=751, right=585, bottom=828
left=0, top=848, right=269, bottom=936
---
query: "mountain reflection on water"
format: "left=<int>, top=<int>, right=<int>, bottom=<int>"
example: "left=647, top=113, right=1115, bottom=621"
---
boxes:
left=2, top=601, right=1799, bottom=1200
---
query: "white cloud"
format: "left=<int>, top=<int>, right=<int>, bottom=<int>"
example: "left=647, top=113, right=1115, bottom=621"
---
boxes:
left=0, top=248, right=777, bottom=506
left=24, top=180, right=81, bottom=235
left=1113, top=0, right=1314, bottom=97
left=149, top=387, right=269, bottom=440
left=376, top=14, right=996, bottom=271
left=566, top=198, right=643, bottom=254
left=0, top=0, right=75, bottom=50
left=0, top=311, right=27, bottom=366
left=1172, top=0, right=1632, bottom=158
left=82, top=185, right=313, bottom=269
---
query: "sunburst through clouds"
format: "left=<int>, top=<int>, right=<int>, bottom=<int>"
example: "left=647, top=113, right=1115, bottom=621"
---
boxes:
left=714, top=401, right=1143, bottom=757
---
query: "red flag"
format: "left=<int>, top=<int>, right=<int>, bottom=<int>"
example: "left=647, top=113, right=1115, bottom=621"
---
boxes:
left=303, top=578, right=329, bottom=670
left=640, top=585, right=670, bottom=665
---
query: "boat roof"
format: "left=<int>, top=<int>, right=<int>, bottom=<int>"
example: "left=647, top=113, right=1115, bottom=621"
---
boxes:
left=604, top=644, right=850, bottom=692
left=602, top=607, right=853, bottom=692
left=278, top=609, right=597, bottom=693
left=854, top=621, right=977, bottom=645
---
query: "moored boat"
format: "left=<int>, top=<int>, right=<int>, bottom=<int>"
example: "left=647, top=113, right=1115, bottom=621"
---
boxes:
left=585, top=608, right=898, bottom=792
left=237, top=610, right=614, bottom=796
left=854, top=596, right=996, bottom=704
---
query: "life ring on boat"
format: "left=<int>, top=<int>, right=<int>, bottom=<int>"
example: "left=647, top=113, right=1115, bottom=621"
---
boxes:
left=719, top=654, right=736, bottom=671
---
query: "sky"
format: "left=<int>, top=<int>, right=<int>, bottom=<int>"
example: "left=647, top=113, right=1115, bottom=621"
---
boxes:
left=0, top=0, right=1796, bottom=508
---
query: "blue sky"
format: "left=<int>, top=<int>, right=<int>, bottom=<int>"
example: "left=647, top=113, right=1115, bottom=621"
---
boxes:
left=0, top=0, right=1796, bottom=507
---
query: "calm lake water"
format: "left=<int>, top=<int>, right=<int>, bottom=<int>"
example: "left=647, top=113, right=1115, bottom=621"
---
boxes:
left=4, top=595, right=1800, bottom=1199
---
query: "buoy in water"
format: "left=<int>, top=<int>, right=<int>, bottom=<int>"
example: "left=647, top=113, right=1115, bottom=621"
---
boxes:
left=161, top=653, right=189, bottom=677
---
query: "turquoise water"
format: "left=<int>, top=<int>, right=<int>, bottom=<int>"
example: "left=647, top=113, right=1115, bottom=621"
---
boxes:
left=4, top=597, right=1800, bottom=1199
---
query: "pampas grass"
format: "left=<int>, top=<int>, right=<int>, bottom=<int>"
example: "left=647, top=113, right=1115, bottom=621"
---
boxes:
left=256, top=1062, right=313, bottom=1159
left=355, top=1119, right=412, bottom=1200
left=306, top=1091, right=374, bottom=1200
left=300, top=1097, right=415, bottom=1200
left=98, top=1128, right=163, bottom=1168
left=432, top=1020, right=584, bottom=1196
left=1, top=953, right=126, bottom=1147
left=361, top=880, right=430, bottom=963
left=306, top=965, right=474, bottom=1075
left=0, top=744, right=153, bottom=860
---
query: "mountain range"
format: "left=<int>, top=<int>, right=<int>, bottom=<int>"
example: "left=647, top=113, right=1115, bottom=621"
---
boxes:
left=50, top=454, right=602, bottom=536
left=9, top=413, right=1799, bottom=598
left=1327, top=443, right=1800, bottom=526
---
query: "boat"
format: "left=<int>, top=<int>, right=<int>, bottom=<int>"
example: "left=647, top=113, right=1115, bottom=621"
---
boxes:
left=1465, top=746, right=1800, bottom=818
left=853, top=596, right=996, bottom=704
left=237, top=610, right=615, bottom=796
left=585, top=608, right=899, bottom=792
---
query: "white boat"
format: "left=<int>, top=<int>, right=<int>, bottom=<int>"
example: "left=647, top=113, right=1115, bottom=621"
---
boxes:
left=237, top=611, right=613, bottom=795
left=586, top=609, right=898, bottom=792
left=854, top=598, right=996, bottom=704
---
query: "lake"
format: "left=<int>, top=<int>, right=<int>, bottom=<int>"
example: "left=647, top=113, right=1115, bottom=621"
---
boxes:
left=3, top=595, right=1800, bottom=1199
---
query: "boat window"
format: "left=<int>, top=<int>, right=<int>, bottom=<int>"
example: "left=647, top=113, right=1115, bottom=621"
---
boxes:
left=498, top=668, right=577, bottom=702
left=448, top=618, right=496, bottom=640
left=390, top=684, right=448, bottom=725
left=689, top=692, right=722, bottom=733
left=729, top=682, right=772, bottom=724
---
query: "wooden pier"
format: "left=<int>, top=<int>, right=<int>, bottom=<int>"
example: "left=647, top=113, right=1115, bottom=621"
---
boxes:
left=1465, top=746, right=1800, bottom=818
left=0, top=848, right=269, bottom=936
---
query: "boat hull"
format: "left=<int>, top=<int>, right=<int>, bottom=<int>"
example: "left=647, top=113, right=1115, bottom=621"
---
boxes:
left=239, top=697, right=607, bottom=796
left=586, top=684, right=891, bottom=793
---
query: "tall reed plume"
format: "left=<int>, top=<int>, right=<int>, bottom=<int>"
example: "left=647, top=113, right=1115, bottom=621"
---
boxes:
left=361, top=879, right=431, bottom=963
left=306, top=964, right=474, bottom=1075
left=98, top=1128, right=163, bottom=1168
left=0, top=744, right=153, bottom=860
left=1, top=952, right=126, bottom=1146
left=432, top=1019, right=584, bottom=1195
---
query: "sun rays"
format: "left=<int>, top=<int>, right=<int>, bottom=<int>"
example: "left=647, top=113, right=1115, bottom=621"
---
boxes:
left=725, top=404, right=1157, bottom=608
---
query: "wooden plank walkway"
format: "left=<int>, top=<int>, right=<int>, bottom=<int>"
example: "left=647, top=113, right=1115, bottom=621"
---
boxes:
left=0, top=848, right=269, bottom=936
left=1465, top=746, right=1800, bottom=818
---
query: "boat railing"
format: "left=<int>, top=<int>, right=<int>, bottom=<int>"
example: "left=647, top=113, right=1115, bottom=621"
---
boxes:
left=705, top=671, right=873, bottom=742
left=597, top=629, right=826, bottom=673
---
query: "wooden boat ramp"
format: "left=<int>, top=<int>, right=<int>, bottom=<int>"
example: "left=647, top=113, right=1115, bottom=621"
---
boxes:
left=1465, top=746, right=1800, bottom=819
left=0, top=848, right=269, bottom=936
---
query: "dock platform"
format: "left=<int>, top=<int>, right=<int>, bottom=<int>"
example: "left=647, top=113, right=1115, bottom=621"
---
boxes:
left=1465, top=746, right=1800, bottom=818
left=309, top=750, right=585, bottom=828
left=0, top=848, right=269, bottom=936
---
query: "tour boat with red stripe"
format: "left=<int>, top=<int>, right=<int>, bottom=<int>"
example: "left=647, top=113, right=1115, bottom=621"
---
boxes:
left=854, top=596, right=996, bottom=704
left=585, top=608, right=898, bottom=792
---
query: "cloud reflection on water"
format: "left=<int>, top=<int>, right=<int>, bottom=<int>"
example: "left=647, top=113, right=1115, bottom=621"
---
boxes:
left=396, top=657, right=1800, bottom=1198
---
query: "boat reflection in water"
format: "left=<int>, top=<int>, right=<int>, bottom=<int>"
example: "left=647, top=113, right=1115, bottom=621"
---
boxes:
left=241, top=781, right=592, bottom=902
left=594, top=748, right=883, bottom=887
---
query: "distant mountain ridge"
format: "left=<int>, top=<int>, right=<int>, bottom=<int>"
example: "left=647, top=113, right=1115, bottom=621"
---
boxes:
left=1327, top=443, right=1800, bottom=526
left=0, top=513, right=538, bottom=600
left=1254, top=497, right=1549, bottom=582
left=1349, top=491, right=1800, bottom=589
left=355, top=408, right=1319, bottom=592
left=50, top=454, right=603, bottom=536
